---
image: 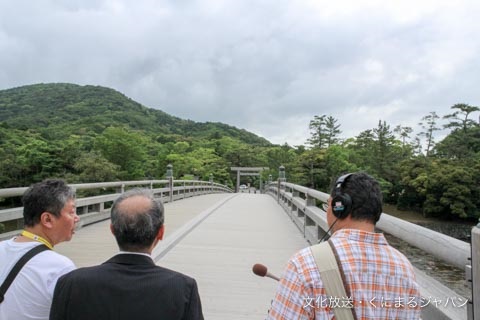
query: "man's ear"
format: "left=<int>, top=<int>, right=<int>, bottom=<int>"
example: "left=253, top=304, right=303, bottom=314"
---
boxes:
left=157, top=225, right=165, bottom=241
left=110, top=223, right=115, bottom=235
left=40, top=212, right=54, bottom=229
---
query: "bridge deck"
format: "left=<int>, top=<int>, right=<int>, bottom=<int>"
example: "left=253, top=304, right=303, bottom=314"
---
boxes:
left=56, top=193, right=309, bottom=319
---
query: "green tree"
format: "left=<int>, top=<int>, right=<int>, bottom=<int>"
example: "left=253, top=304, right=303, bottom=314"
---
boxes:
left=397, top=158, right=427, bottom=211
left=71, top=152, right=120, bottom=182
left=325, top=116, right=342, bottom=147
left=0, top=127, right=24, bottom=186
left=422, top=160, right=480, bottom=219
left=346, top=130, right=376, bottom=173
left=307, top=115, right=342, bottom=149
left=264, top=144, right=301, bottom=184
left=436, top=104, right=480, bottom=159
left=394, top=125, right=415, bottom=160
left=373, top=120, right=396, bottom=177
left=165, top=154, right=201, bottom=179
left=307, top=115, right=327, bottom=148
left=443, top=103, right=480, bottom=133
left=293, top=148, right=328, bottom=188
left=94, top=127, right=148, bottom=179
left=411, top=137, right=423, bottom=156
left=15, top=137, right=63, bottom=183
left=417, top=111, right=440, bottom=157
left=324, top=145, right=358, bottom=186
left=188, top=147, right=229, bottom=181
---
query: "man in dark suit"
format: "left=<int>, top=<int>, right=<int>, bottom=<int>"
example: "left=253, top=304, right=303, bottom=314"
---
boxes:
left=49, top=188, right=203, bottom=320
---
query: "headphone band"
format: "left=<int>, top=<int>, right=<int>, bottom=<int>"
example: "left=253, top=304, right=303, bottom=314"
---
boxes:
left=335, top=173, right=353, bottom=190
left=332, top=173, right=353, bottom=218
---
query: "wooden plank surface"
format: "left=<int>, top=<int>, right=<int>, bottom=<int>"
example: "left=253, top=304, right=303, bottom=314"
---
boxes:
left=54, top=192, right=310, bottom=318
left=55, top=193, right=234, bottom=267
left=158, top=193, right=309, bottom=320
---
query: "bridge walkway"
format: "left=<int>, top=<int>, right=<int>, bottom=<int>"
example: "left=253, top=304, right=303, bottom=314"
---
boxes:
left=56, top=193, right=309, bottom=320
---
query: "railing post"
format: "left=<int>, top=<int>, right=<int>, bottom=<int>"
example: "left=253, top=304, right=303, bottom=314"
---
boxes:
left=469, top=222, right=480, bottom=319
left=267, top=174, right=272, bottom=194
left=259, top=175, right=263, bottom=194
left=292, top=188, right=299, bottom=215
left=166, top=164, right=173, bottom=203
left=278, top=165, right=286, bottom=203
left=306, top=193, right=316, bottom=207
left=277, top=179, right=280, bottom=203
left=237, top=170, right=240, bottom=193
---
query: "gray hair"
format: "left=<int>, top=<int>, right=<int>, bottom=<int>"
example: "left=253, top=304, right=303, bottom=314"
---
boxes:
left=110, top=188, right=164, bottom=251
left=22, top=179, right=76, bottom=227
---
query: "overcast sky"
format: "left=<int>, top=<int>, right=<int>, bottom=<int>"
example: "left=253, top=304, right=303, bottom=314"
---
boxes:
left=1, top=0, right=479, bottom=146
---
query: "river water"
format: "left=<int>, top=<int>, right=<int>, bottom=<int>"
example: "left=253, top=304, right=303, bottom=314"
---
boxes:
left=382, top=205, right=476, bottom=299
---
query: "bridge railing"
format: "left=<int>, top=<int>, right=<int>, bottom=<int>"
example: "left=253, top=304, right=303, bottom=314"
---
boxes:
left=0, top=179, right=232, bottom=241
left=266, top=181, right=479, bottom=320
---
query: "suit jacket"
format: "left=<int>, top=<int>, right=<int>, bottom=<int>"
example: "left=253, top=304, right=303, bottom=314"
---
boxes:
left=49, top=254, right=203, bottom=320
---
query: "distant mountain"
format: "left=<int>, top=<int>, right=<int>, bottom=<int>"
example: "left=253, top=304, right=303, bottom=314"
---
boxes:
left=0, top=83, right=271, bottom=145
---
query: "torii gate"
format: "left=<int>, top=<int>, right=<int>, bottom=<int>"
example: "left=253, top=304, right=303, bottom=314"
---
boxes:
left=231, top=167, right=269, bottom=193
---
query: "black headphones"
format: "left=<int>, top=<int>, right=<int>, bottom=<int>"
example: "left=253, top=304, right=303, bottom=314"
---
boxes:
left=331, top=173, right=353, bottom=219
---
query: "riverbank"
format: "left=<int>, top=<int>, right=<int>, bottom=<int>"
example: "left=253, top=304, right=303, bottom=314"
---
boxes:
left=383, top=204, right=477, bottom=242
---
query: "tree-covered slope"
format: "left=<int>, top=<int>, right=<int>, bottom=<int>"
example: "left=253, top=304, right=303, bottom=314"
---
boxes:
left=2, top=83, right=478, bottom=221
left=0, top=83, right=270, bottom=145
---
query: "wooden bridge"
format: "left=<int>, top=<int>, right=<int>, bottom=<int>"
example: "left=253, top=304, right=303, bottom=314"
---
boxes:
left=1, top=180, right=479, bottom=319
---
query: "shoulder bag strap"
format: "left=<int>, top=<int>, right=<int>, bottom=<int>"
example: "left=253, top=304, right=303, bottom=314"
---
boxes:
left=0, top=244, right=50, bottom=303
left=311, top=241, right=355, bottom=320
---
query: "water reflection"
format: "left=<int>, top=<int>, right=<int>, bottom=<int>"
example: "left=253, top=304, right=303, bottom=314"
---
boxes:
left=383, top=224, right=472, bottom=299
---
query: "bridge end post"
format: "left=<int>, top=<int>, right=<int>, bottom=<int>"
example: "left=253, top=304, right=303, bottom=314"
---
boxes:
left=469, top=222, right=480, bottom=320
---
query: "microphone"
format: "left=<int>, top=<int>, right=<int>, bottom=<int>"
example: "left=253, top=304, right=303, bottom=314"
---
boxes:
left=252, top=263, right=280, bottom=281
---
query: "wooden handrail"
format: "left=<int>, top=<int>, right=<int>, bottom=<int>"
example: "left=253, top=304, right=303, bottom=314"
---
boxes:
left=0, top=180, right=233, bottom=240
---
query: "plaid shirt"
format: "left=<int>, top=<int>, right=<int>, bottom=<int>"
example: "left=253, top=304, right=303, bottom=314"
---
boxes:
left=267, top=229, right=421, bottom=319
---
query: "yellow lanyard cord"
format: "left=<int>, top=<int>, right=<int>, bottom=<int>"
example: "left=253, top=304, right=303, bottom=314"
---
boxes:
left=21, top=230, right=53, bottom=250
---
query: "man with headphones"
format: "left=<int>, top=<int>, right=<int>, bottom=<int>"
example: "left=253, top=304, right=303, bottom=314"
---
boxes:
left=267, top=172, right=421, bottom=319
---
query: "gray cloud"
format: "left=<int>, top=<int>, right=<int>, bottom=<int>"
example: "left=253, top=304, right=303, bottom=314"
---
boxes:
left=1, top=0, right=480, bottom=146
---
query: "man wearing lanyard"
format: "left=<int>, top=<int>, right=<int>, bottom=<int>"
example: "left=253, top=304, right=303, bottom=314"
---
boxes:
left=0, top=179, right=80, bottom=320
left=50, top=188, right=203, bottom=320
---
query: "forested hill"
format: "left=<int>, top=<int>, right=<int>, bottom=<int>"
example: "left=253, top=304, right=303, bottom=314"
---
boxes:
left=0, top=83, right=270, bottom=145
left=1, top=83, right=479, bottom=221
